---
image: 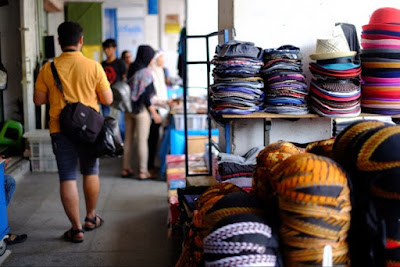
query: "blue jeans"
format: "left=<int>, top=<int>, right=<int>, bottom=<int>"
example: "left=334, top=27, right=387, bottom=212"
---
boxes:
left=51, top=133, right=99, bottom=182
left=4, top=174, right=16, bottom=207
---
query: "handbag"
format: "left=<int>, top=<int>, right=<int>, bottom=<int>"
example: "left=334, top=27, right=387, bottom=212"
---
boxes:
left=93, top=116, right=124, bottom=157
left=51, top=62, right=104, bottom=144
left=111, top=81, right=132, bottom=113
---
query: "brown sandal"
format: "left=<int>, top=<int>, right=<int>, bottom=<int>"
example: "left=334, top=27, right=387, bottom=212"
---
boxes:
left=84, top=215, right=104, bottom=231
left=63, top=228, right=84, bottom=243
left=121, top=169, right=134, bottom=178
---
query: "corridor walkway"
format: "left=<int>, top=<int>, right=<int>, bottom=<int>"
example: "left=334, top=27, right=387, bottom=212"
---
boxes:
left=2, top=157, right=181, bottom=266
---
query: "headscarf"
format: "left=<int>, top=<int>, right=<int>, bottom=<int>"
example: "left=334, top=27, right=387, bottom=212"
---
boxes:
left=127, top=45, right=155, bottom=101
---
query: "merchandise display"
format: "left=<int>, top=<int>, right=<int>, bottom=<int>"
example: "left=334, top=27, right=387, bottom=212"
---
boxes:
left=217, top=146, right=264, bottom=191
left=172, top=7, right=400, bottom=267
left=261, top=45, right=309, bottom=114
left=309, top=26, right=362, bottom=117
left=360, top=7, right=400, bottom=115
left=210, top=41, right=264, bottom=120
left=272, top=153, right=351, bottom=266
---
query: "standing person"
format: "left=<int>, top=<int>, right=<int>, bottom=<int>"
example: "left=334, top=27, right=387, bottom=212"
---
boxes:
left=101, top=39, right=126, bottom=116
left=3, top=157, right=28, bottom=246
left=34, top=21, right=113, bottom=243
left=148, top=50, right=171, bottom=176
left=122, top=45, right=162, bottom=179
left=121, top=50, right=133, bottom=77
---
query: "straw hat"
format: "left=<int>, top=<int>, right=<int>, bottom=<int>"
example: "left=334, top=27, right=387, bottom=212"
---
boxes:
left=310, top=27, right=356, bottom=60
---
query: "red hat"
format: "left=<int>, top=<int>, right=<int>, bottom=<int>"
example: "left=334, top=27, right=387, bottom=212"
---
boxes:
left=362, top=7, right=400, bottom=32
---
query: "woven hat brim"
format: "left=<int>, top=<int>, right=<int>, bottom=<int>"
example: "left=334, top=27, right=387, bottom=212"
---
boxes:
left=310, top=51, right=356, bottom=60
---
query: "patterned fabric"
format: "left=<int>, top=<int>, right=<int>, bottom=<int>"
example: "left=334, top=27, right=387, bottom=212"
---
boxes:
left=333, top=122, right=400, bottom=266
left=305, top=137, right=336, bottom=159
left=204, top=191, right=265, bottom=235
left=333, top=120, right=387, bottom=169
left=272, top=153, right=351, bottom=266
left=129, top=67, right=153, bottom=102
left=175, top=183, right=243, bottom=267
left=203, top=213, right=280, bottom=267
left=252, top=141, right=302, bottom=206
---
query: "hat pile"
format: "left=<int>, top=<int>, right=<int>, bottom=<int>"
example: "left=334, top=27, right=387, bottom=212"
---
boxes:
left=217, top=147, right=264, bottom=191
left=252, top=141, right=302, bottom=207
left=272, top=153, right=351, bottom=266
left=261, top=45, right=309, bottom=114
left=204, top=213, right=279, bottom=267
left=360, top=7, right=400, bottom=115
left=333, top=121, right=396, bottom=266
left=210, top=41, right=264, bottom=120
left=351, top=125, right=400, bottom=266
left=175, top=183, right=243, bottom=267
left=309, top=26, right=362, bottom=117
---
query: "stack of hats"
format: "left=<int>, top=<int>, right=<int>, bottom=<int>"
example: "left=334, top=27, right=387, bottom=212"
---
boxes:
left=261, top=45, right=309, bottom=114
left=175, top=183, right=243, bottom=267
left=360, top=7, right=400, bottom=115
left=203, top=192, right=280, bottom=267
left=252, top=141, right=302, bottom=208
left=333, top=121, right=394, bottom=266
left=210, top=40, right=264, bottom=120
left=309, top=26, right=362, bottom=117
left=204, top=213, right=279, bottom=267
left=272, top=153, right=351, bottom=266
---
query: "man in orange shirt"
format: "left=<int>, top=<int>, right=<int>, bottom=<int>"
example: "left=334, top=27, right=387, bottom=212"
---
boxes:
left=34, top=21, right=113, bottom=243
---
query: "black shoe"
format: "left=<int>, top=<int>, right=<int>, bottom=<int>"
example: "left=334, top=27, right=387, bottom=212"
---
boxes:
left=4, top=233, right=27, bottom=245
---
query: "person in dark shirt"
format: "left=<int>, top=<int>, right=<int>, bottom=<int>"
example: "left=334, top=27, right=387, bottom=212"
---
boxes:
left=101, top=39, right=126, bottom=116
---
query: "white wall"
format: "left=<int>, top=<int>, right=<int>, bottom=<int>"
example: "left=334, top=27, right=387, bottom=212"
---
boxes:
left=186, top=0, right=218, bottom=96
left=47, top=11, right=65, bottom=57
left=159, top=0, right=184, bottom=79
left=233, top=0, right=400, bottom=81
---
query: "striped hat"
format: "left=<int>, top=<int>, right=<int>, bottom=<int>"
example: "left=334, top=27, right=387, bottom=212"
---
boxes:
left=176, top=183, right=244, bottom=267
left=204, top=213, right=280, bottom=267
left=204, top=191, right=265, bottom=234
left=305, top=137, right=336, bottom=159
left=333, top=120, right=387, bottom=169
left=272, top=153, right=351, bottom=266
left=252, top=141, right=302, bottom=205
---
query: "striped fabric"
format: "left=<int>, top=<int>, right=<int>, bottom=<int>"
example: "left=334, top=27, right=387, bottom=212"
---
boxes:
left=272, top=153, right=351, bottom=266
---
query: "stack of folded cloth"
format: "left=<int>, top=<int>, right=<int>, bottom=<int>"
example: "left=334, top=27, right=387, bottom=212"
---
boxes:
left=309, top=26, right=362, bottom=117
left=217, top=146, right=264, bottom=191
left=261, top=45, right=309, bottom=114
left=360, top=7, right=400, bottom=115
left=210, top=40, right=264, bottom=119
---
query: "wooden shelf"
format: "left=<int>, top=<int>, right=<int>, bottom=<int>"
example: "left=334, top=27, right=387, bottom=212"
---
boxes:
left=222, top=112, right=400, bottom=119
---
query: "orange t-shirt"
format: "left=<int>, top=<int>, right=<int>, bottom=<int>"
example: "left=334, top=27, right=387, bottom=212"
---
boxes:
left=35, top=52, right=110, bottom=133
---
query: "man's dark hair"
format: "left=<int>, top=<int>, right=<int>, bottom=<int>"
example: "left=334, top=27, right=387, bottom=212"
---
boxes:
left=102, top=39, right=117, bottom=49
left=57, top=21, right=83, bottom=49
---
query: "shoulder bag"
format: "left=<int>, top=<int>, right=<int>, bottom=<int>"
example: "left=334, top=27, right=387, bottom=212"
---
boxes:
left=50, top=62, right=104, bottom=144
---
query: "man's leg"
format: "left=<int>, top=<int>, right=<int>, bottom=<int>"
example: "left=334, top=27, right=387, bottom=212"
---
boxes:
left=4, top=174, right=16, bottom=207
left=60, top=180, right=82, bottom=231
left=83, top=174, right=99, bottom=221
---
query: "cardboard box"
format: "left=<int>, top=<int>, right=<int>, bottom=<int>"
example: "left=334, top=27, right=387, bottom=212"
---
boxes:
left=187, top=136, right=218, bottom=154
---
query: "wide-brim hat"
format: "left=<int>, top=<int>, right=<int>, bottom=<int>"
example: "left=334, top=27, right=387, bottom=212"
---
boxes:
left=310, top=26, right=356, bottom=60
left=362, top=23, right=400, bottom=33
left=369, top=7, right=400, bottom=25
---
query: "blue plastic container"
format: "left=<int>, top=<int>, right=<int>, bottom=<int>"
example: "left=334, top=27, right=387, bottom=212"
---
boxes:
left=0, top=161, right=9, bottom=240
left=170, top=129, right=219, bottom=155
